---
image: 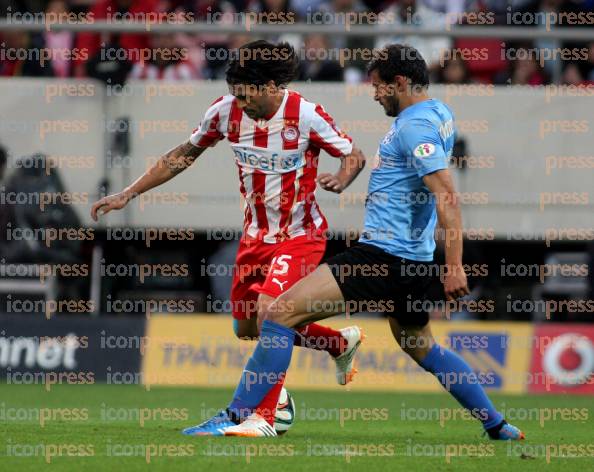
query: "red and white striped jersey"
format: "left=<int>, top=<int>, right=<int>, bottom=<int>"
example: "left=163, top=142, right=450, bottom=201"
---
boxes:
left=189, top=89, right=353, bottom=244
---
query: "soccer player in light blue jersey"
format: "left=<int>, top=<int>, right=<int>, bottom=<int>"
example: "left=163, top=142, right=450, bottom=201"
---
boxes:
left=184, top=44, right=525, bottom=440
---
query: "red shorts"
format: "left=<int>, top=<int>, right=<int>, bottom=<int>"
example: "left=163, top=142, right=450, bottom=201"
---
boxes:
left=230, top=235, right=326, bottom=320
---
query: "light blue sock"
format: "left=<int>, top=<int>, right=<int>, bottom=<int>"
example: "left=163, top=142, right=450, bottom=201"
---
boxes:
left=228, top=320, right=295, bottom=420
left=420, top=344, right=504, bottom=430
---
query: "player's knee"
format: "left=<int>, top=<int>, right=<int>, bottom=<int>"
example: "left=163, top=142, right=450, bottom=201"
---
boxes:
left=257, top=304, right=283, bottom=325
left=403, top=345, right=429, bottom=364
left=256, top=294, right=277, bottom=325
left=258, top=294, right=296, bottom=327
left=395, top=330, right=435, bottom=364
left=235, top=329, right=258, bottom=340
left=233, top=319, right=258, bottom=340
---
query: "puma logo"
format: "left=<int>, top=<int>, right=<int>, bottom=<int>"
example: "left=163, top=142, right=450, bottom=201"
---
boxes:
left=272, top=278, right=288, bottom=291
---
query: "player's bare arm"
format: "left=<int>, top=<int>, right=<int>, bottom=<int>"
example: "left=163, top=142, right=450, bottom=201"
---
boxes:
left=90, top=141, right=206, bottom=221
left=422, top=168, right=470, bottom=301
left=317, top=147, right=366, bottom=193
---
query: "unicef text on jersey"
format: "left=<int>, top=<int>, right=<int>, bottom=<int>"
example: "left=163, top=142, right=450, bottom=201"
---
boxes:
left=233, top=148, right=305, bottom=172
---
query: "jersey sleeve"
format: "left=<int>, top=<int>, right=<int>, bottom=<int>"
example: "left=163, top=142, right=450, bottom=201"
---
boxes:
left=309, top=104, right=353, bottom=157
left=189, top=97, right=225, bottom=147
left=398, top=119, right=449, bottom=178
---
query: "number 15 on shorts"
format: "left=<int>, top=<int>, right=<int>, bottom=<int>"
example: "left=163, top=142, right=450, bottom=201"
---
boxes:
left=270, top=255, right=292, bottom=292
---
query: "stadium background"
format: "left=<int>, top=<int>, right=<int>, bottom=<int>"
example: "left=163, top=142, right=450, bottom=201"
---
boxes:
left=0, top=0, right=593, bottom=468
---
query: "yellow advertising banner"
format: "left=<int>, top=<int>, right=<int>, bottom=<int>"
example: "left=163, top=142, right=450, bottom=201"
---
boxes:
left=142, top=315, right=533, bottom=394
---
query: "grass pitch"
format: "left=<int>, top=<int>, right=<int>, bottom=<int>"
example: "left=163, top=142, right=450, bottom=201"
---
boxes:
left=1, top=384, right=592, bottom=471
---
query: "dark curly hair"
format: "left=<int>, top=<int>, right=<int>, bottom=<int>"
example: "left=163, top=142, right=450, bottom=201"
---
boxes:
left=367, top=44, right=429, bottom=87
left=226, top=40, right=300, bottom=86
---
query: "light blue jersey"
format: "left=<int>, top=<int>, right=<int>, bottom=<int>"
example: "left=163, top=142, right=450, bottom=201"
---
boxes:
left=359, top=99, right=455, bottom=261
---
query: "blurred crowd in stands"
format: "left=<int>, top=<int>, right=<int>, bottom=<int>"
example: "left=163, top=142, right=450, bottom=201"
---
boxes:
left=0, top=0, right=593, bottom=84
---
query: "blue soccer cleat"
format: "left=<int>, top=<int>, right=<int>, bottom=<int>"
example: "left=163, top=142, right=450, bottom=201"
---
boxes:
left=486, top=421, right=525, bottom=440
left=182, top=410, right=236, bottom=436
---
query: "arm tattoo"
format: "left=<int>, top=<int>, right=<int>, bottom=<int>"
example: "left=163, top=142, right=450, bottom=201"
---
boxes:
left=164, top=142, right=204, bottom=175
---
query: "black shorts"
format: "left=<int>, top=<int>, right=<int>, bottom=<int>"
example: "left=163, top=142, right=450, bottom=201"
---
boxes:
left=325, top=242, right=436, bottom=326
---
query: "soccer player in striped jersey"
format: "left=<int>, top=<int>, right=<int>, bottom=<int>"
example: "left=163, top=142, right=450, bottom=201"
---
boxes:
left=90, top=40, right=367, bottom=432
left=196, top=44, right=525, bottom=440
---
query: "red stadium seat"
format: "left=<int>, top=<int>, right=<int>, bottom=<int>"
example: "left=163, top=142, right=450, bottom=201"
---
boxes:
left=454, top=38, right=508, bottom=83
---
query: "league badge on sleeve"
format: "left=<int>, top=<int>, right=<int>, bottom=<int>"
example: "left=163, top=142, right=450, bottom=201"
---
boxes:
left=413, top=143, right=435, bottom=158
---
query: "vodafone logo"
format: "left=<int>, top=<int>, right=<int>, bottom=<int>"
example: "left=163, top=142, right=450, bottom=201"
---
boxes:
left=543, top=333, right=594, bottom=386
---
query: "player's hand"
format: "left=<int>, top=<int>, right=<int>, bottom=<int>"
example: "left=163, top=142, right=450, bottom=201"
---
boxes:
left=90, top=191, right=133, bottom=221
left=443, top=265, right=470, bottom=301
left=317, top=173, right=346, bottom=193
